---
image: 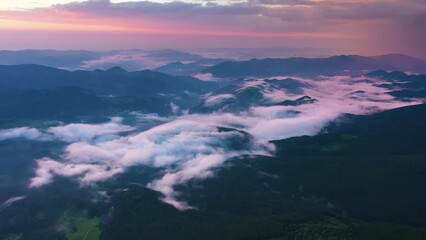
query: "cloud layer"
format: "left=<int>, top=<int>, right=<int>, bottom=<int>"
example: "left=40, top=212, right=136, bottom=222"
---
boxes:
left=0, top=74, right=421, bottom=209
left=0, top=117, right=134, bottom=142
left=30, top=119, right=273, bottom=209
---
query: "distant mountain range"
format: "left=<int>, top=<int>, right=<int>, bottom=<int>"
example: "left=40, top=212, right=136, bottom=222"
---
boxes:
left=0, top=64, right=217, bottom=98
left=203, top=54, right=426, bottom=78
left=1, top=63, right=425, bottom=122
left=154, top=58, right=231, bottom=76
left=0, top=87, right=174, bottom=123
left=365, top=70, right=426, bottom=95
left=1, top=51, right=425, bottom=78
left=0, top=49, right=215, bottom=71
left=0, top=50, right=103, bottom=69
left=0, top=64, right=219, bottom=125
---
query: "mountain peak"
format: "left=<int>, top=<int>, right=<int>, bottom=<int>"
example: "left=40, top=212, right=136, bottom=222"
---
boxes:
left=365, top=70, right=408, bottom=80
left=107, top=66, right=127, bottom=73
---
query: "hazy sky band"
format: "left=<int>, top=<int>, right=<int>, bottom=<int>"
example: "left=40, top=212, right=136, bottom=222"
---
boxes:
left=2, top=0, right=246, bottom=10
left=0, top=0, right=425, bottom=58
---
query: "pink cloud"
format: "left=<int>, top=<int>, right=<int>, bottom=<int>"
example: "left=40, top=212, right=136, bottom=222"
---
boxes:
left=2, top=0, right=423, bottom=56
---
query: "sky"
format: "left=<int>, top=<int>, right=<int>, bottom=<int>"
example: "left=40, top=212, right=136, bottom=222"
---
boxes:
left=0, top=0, right=425, bottom=58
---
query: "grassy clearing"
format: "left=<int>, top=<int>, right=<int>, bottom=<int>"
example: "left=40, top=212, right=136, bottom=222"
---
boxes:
left=60, top=211, right=101, bottom=240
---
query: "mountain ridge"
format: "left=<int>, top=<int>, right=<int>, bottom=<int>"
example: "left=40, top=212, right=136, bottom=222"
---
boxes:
left=203, top=54, right=426, bottom=78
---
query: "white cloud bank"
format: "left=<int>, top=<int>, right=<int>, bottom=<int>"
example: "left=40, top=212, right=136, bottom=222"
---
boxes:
left=193, top=73, right=221, bottom=82
left=0, top=127, right=49, bottom=141
left=0, top=75, right=421, bottom=210
left=1, top=196, right=26, bottom=209
left=29, top=119, right=272, bottom=209
left=0, top=117, right=134, bottom=143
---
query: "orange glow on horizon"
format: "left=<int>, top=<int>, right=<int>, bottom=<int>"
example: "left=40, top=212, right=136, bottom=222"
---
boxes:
left=0, top=17, right=351, bottom=40
left=0, top=18, right=141, bottom=33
